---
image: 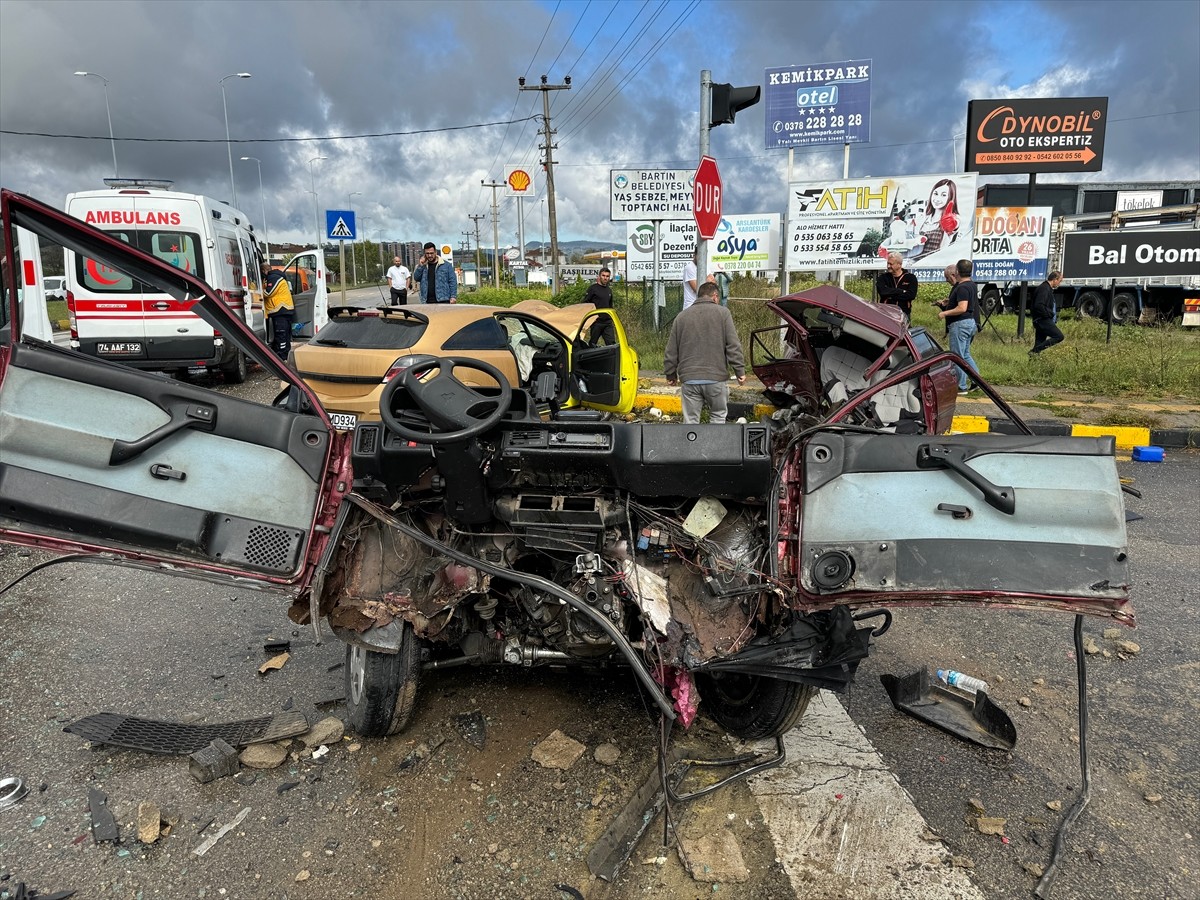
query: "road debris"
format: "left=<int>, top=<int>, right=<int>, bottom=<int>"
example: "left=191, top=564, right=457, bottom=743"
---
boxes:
left=531, top=730, right=586, bottom=770
left=1024, top=862, right=1046, bottom=878
left=258, top=652, right=290, bottom=675
left=454, top=711, right=487, bottom=750
left=137, top=802, right=161, bottom=844
left=1144, top=794, right=1163, bottom=804
left=1116, top=640, right=1141, bottom=655
left=594, top=743, right=621, bottom=766
left=192, top=806, right=251, bottom=857
left=1082, top=636, right=1101, bottom=655
left=263, top=640, right=291, bottom=654
left=63, top=711, right=308, bottom=754
left=240, top=743, right=288, bottom=769
left=1047, top=800, right=1063, bottom=811
left=301, top=717, right=344, bottom=749
left=0, top=775, right=29, bottom=810
left=87, top=788, right=119, bottom=844
left=975, top=816, right=1006, bottom=836
left=189, top=738, right=239, bottom=784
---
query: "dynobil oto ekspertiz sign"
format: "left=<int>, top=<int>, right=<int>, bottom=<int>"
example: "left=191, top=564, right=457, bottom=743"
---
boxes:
left=787, top=173, right=976, bottom=277
left=764, top=59, right=871, bottom=150
left=965, top=97, right=1108, bottom=175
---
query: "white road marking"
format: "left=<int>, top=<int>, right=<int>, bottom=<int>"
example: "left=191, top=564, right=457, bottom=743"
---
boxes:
left=748, top=691, right=985, bottom=900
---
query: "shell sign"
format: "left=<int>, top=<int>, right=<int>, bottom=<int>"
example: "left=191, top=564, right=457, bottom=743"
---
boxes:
left=505, top=165, right=535, bottom=198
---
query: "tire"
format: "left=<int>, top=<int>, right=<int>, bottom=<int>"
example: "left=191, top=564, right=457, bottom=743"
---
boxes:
left=1110, top=292, right=1136, bottom=326
left=220, top=348, right=248, bottom=384
left=1077, top=291, right=1106, bottom=320
left=980, top=288, right=1003, bottom=317
left=344, top=625, right=421, bottom=737
left=698, top=674, right=817, bottom=740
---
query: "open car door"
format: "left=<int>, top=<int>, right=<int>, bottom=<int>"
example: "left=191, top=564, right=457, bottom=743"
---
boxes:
left=784, top=371, right=1132, bottom=622
left=285, top=249, right=328, bottom=338
left=571, top=308, right=639, bottom=413
left=0, top=190, right=349, bottom=593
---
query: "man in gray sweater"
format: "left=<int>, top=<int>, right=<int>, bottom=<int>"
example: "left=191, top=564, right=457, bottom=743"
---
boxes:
left=664, top=281, right=746, bottom=423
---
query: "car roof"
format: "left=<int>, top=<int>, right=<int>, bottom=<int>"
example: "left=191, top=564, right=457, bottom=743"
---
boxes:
left=770, top=284, right=908, bottom=338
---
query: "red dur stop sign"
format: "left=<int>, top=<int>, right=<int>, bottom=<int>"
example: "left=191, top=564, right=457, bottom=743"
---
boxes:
left=692, top=156, right=722, bottom=240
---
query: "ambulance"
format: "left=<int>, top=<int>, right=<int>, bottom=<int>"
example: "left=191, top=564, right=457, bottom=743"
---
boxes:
left=63, top=179, right=266, bottom=383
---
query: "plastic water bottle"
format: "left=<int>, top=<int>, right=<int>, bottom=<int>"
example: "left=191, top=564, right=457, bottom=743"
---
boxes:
left=937, top=669, right=988, bottom=694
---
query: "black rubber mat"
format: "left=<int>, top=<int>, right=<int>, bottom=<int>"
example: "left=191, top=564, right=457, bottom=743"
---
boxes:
left=63, top=711, right=309, bottom=755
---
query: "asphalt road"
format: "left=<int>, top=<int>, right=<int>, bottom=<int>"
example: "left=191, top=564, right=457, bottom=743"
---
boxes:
left=1, top=419, right=1195, bottom=898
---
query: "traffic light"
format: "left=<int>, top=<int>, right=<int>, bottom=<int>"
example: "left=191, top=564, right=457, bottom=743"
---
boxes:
left=710, top=83, right=761, bottom=127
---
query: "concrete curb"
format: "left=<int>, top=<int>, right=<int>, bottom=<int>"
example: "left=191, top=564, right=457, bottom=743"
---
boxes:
left=631, top=392, right=1200, bottom=451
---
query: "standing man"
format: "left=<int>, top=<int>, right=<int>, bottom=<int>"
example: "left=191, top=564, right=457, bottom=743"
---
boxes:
left=1030, top=271, right=1065, bottom=355
left=664, top=281, right=746, bottom=424
left=875, top=251, right=918, bottom=319
left=261, top=261, right=295, bottom=362
left=681, top=247, right=699, bottom=310
left=385, top=255, right=411, bottom=305
left=935, top=258, right=979, bottom=395
left=412, top=242, right=458, bottom=304
left=582, top=266, right=616, bottom=345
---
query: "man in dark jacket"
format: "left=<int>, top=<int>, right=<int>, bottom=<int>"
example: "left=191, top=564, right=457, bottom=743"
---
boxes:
left=875, top=252, right=918, bottom=319
left=582, top=267, right=615, bottom=345
left=1030, top=271, right=1064, bottom=355
left=664, top=281, right=745, bottom=423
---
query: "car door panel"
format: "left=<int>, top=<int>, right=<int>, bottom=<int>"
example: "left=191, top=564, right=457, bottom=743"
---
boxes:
left=573, top=310, right=638, bottom=413
left=795, top=432, right=1131, bottom=620
left=0, top=189, right=343, bottom=587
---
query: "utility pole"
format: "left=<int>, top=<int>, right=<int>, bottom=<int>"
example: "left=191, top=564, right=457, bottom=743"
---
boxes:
left=481, top=180, right=504, bottom=288
left=520, top=74, right=570, bottom=294
left=461, top=230, right=474, bottom=288
left=468, top=214, right=486, bottom=288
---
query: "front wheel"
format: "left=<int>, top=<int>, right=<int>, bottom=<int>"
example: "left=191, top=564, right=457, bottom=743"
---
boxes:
left=698, top=674, right=817, bottom=740
left=344, top=625, right=422, bottom=737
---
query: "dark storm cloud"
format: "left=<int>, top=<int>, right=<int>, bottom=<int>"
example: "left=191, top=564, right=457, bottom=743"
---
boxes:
left=1, top=0, right=1196, bottom=247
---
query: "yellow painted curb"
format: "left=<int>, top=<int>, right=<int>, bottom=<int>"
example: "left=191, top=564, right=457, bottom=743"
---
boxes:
left=1072, top=424, right=1150, bottom=450
left=950, top=415, right=991, bottom=434
left=634, top=393, right=682, bottom=415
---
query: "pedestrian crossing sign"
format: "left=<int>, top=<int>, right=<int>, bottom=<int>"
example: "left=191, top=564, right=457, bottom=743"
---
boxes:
left=325, top=209, right=357, bottom=240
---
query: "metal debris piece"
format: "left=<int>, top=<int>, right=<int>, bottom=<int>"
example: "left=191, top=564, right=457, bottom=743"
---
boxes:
left=0, top=775, right=29, bottom=811
left=192, top=806, right=251, bottom=857
left=64, top=711, right=309, bottom=755
left=264, top=640, right=291, bottom=654
left=88, top=788, right=119, bottom=844
left=454, top=711, right=487, bottom=750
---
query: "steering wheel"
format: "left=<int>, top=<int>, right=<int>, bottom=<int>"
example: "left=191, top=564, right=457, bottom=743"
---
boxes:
left=379, top=356, right=512, bottom=445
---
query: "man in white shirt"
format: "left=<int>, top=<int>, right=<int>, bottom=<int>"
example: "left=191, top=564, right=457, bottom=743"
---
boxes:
left=681, top=247, right=699, bottom=310
left=386, top=256, right=411, bottom=305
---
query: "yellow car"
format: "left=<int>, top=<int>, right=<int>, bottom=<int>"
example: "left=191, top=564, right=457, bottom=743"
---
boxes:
left=290, top=299, right=639, bottom=429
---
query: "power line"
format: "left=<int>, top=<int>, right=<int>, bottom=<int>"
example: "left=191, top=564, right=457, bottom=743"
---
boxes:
left=1, top=116, right=540, bottom=144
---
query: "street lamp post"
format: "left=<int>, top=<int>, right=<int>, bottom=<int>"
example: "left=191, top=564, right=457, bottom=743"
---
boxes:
left=239, top=156, right=269, bottom=261
left=348, top=191, right=362, bottom=287
left=309, top=156, right=327, bottom=250
left=73, top=71, right=118, bottom=177
left=359, top=217, right=374, bottom=280
left=219, top=72, right=251, bottom=207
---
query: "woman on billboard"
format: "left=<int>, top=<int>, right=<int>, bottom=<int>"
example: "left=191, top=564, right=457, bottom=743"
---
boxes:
left=908, top=178, right=961, bottom=260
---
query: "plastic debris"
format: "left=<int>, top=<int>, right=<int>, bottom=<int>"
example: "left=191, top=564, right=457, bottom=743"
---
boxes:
left=192, top=806, right=251, bottom=856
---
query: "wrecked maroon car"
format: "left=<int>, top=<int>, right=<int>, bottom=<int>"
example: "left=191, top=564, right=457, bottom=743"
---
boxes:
left=0, top=190, right=1134, bottom=744
left=751, top=285, right=959, bottom=434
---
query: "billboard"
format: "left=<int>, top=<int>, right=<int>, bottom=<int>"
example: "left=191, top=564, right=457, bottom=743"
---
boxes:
left=971, top=207, right=1053, bottom=283
left=625, top=214, right=781, bottom=280
left=787, top=173, right=977, bottom=273
left=764, top=59, right=871, bottom=150
left=965, top=97, right=1108, bottom=175
left=610, top=169, right=693, bottom=221
left=1061, top=229, right=1200, bottom=279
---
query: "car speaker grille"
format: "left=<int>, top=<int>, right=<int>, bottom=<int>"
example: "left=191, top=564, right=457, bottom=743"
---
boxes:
left=244, top=525, right=294, bottom=571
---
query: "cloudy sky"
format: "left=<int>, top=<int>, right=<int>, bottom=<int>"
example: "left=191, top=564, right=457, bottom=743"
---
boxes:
left=1, top=0, right=1197, bottom=251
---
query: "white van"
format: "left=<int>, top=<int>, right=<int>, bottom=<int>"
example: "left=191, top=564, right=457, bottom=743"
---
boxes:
left=63, top=179, right=266, bottom=383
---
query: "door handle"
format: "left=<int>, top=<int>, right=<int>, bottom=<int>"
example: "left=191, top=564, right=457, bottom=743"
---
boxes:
left=918, top=443, right=1016, bottom=515
left=109, top=403, right=216, bottom=465
left=149, top=464, right=186, bottom=481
